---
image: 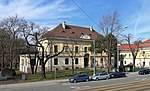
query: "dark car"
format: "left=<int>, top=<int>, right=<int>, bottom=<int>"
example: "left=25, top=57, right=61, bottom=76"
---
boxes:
left=69, top=73, right=89, bottom=83
left=138, top=69, right=150, bottom=75
left=109, top=72, right=126, bottom=78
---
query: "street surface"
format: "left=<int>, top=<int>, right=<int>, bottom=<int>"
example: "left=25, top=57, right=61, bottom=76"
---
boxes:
left=0, top=72, right=150, bottom=91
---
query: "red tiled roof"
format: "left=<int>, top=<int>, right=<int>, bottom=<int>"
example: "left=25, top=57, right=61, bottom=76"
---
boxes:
left=143, top=39, right=150, bottom=43
left=140, top=43, right=150, bottom=48
left=43, top=23, right=100, bottom=39
left=119, top=43, right=150, bottom=50
left=118, top=44, right=138, bottom=50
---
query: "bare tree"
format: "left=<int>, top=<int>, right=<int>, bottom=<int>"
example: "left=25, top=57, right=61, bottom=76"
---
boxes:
left=125, top=34, right=141, bottom=71
left=0, top=15, right=25, bottom=69
left=0, top=28, right=10, bottom=69
left=99, top=10, right=122, bottom=72
left=22, top=22, right=65, bottom=78
left=64, top=38, right=81, bottom=74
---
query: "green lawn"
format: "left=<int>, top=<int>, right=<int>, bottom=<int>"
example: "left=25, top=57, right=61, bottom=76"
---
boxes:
left=15, top=67, right=112, bottom=83
left=16, top=68, right=94, bottom=82
left=26, top=69, right=93, bottom=81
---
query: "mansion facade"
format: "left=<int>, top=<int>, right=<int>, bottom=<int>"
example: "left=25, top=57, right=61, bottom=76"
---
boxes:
left=119, top=39, right=150, bottom=71
left=19, top=22, right=109, bottom=73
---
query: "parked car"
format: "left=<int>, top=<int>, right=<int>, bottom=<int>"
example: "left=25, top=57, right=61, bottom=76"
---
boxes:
left=92, top=72, right=110, bottom=81
left=109, top=71, right=126, bottom=78
left=69, top=73, right=89, bottom=83
left=138, top=69, right=150, bottom=75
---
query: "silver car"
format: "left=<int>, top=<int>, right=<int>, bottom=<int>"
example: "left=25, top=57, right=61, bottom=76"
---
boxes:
left=92, top=72, right=110, bottom=81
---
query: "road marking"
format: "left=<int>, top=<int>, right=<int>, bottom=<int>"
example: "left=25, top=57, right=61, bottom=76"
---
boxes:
left=79, top=80, right=150, bottom=91
left=82, top=86, right=91, bottom=88
left=70, top=86, right=80, bottom=89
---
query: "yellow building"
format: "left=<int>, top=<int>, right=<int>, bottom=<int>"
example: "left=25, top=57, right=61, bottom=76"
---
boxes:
left=19, top=22, right=108, bottom=73
left=118, top=39, right=150, bottom=71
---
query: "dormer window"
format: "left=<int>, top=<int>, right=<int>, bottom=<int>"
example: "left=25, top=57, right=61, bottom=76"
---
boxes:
left=62, top=30, right=65, bottom=33
left=71, top=32, right=75, bottom=34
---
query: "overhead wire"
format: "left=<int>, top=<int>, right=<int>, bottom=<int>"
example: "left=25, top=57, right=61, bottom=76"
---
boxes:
left=71, top=0, right=99, bottom=26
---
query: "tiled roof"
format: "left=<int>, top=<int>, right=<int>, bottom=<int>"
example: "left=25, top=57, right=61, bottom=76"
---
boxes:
left=143, top=39, right=150, bottom=43
left=118, top=44, right=138, bottom=50
left=119, top=42, right=150, bottom=50
left=43, top=23, right=100, bottom=39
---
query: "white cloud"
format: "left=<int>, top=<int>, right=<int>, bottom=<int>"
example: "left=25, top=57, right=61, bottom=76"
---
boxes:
left=0, top=0, right=78, bottom=28
left=123, top=0, right=150, bottom=41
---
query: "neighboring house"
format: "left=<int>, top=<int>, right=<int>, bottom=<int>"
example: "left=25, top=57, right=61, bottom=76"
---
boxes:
left=19, top=22, right=108, bottom=73
left=118, top=39, right=150, bottom=71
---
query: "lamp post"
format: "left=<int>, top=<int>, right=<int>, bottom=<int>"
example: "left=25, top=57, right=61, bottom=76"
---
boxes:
left=117, top=44, right=120, bottom=72
left=93, top=40, right=96, bottom=76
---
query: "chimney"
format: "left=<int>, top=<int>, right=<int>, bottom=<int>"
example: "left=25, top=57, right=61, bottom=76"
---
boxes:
left=89, top=26, right=93, bottom=31
left=62, top=21, right=66, bottom=29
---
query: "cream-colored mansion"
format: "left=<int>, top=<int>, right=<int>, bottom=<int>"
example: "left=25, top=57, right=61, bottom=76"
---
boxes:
left=19, top=22, right=109, bottom=73
left=119, top=39, right=150, bottom=71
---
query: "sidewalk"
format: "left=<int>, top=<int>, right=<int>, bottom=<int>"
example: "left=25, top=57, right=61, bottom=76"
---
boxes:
left=0, top=78, right=69, bottom=88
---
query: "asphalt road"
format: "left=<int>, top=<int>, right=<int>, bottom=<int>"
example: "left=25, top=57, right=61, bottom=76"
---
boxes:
left=0, top=72, right=150, bottom=91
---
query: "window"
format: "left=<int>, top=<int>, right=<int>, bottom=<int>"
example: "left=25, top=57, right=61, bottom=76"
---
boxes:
left=124, top=61, right=126, bottom=64
left=55, top=68, right=58, bottom=71
left=65, top=58, right=69, bottom=65
left=142, top=51, right=145, bottom=56
left=54, top=58, right=58, bottom=65
left=54, top=45, right=58, bottom=53
left=25, top=59, right=27, bottom=66
left=22, top=59, right=24, bottom=66
left=75, top=58, right=78, bottom=64
left=84, top=47, right=88, bottom=53
left=76, top=67, right=79, bottom=69
left=75, top=46, right=78, bottom=53
left=65, top=46, right=69, bottom=52
left=124, top=54, right=126, bottom=57
left=65, top=68, right=69, bottom=70
left=101, top=58, right=103, bottom=63
left=129, top=54, right=131, bottom=58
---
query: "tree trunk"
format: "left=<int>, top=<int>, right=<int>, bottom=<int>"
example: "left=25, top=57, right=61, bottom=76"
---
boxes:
left=10, top=61, right=13, bottom=69
left=41, top=63, right=46, bottom=78
left=41, top=47, right=46, bottom=78
left=72, top=58, right=74, bottom=74
left=107, top=52, right=111, bottom=73
left=133, top=57, right=136, bottom=72
left=30, top=59, right=35, bottom=74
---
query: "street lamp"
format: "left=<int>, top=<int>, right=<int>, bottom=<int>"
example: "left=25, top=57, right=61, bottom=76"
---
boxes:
left=93, top=40, right=96, bottom=76
left=117, top=43, right=120, bottom=72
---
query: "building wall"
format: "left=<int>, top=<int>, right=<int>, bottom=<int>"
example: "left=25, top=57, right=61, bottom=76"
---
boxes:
left=119, top=48, right=150, bottom=68
left=19, top=38, right=108, bottom=73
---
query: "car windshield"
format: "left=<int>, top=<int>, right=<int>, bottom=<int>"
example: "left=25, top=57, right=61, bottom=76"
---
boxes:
left=95, top=74, right=99, bottom=76
left=73, top=74, right=79, bottom=77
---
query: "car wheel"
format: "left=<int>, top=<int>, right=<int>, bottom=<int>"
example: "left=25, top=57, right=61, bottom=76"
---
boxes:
left=96, top=78, right=99, bottom=81
left=73, top=80, right=77, bottom=83
left=106, top=77, right=109, bottom=80
left=86, top=79, right=89, bottom=82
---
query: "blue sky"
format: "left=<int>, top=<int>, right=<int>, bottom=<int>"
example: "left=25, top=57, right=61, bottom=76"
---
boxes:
left=0, top=0, right=150, bottom=41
